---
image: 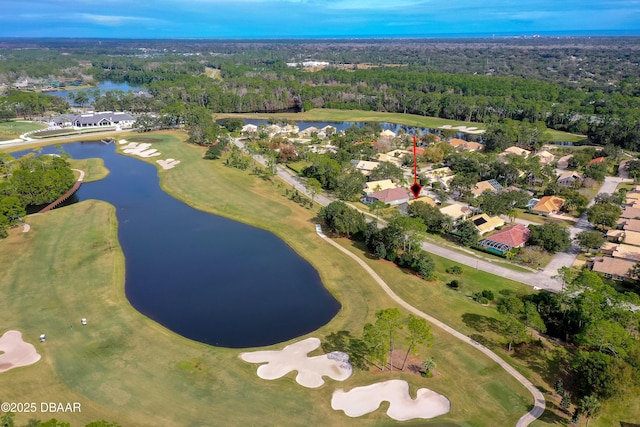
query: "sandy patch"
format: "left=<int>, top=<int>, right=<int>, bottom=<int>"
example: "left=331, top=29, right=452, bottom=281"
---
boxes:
left=156, top=158, right=181, bottom=170
left=240, top=337, right=352, bottom=388
left=331, top=379, right=450, bottom=421
left=439, top=125, right=485, bottom=135
left=121, top=142, right=161, bottom=158
left=0, top=330, right=41, bottom=373
left=119, top=139, right=180, bottom=168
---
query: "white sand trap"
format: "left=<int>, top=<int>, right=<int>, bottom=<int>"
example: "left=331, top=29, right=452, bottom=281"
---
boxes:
left=0, top=330, right=41, bottom=373
left=121, top=141, right=180, bottom=167
left=331, top=379, right=450, bottom=421
left=138, top=149, right=161, bottom=158
left=439, top=125, right=485, bottom=135
left=240, top=337, right=352, bottom=388
left=156, top=159, right=181, bottom=170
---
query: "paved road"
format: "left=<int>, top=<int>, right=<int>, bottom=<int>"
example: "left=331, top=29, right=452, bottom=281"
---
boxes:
left=232, top=137, right=568, bottom=292
left=314, top=224, right=545, bottom=427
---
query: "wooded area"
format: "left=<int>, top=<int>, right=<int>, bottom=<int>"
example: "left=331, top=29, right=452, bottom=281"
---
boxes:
left=1, top=37, right=639, bottom=148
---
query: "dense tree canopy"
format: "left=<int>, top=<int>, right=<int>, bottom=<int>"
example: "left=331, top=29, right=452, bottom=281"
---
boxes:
left=528, top=222, right=571, bottom=253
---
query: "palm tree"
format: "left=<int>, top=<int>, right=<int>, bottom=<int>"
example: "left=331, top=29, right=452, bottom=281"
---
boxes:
left=578, top=395, right=601, bottom=427
left=305, top=178, right=322, bottom=206
left=422, top=359, right=436, bottom=376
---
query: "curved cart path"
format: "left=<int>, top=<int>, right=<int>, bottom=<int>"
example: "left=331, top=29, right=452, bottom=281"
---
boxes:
left=315, top=224, right=545, bottom=427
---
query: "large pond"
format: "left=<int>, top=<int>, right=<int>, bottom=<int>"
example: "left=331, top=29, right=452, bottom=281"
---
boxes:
left=47, top=81, right=141, bottom=105
left=14, top=142, right=340, bottom=348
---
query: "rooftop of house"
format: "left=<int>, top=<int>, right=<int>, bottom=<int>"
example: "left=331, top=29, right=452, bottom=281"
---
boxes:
left=448, top=138, right=467, bottom=147
left=557, top=171, right=584, bottom=182
left=621, top=230, right=640, bottom=247
left=380, top=129, right=396, bottom=137
left=471, top=179, right=503, bottom=196
left=501, top=146, right=531, bottom=157
left=592, top=257, right=636, bottom=277
left=351, top=160, right=381, bottom=175
left=587, top=157, right=606, bottom=167
left=534, top=150, right=555, bottom=164
left=367, top=187, right=410, bottom=203
left=619, top=218, right=640, bottom=232
left=408, top=196, right=436, bottom=206
left=469, top=213, right=505, bottom=234
left=376, top=153, right=404, bottom=166
left=532, top=196, right=565, bottom=213
left=482, top=223, right=530, bottom=247
left=57, top=111, right=133, bottom=124
left=621, top=206, right=640, bottom=220
left=363, top=179, right=397, bottom=193
left=464, top=141, right=484, bottom=151
left=612, top=243, right=640, bottom=262
left=423, top=167, right=453, bottom=179
left=439, top=203, right=472, bottom=220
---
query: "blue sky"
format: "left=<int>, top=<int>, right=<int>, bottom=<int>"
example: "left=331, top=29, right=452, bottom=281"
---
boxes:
left=1, top=0, right=639, bottom=38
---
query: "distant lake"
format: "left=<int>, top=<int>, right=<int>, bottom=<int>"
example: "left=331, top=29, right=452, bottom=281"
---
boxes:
left=47, top=81, right=141, bottom=105
left=14, top=142, right=340, bottom=348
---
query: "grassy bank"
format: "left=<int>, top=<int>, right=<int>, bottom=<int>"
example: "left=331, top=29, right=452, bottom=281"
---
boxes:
left=1, top=131, right=535, bottom=426
left=68, top=158, right=110, bottom=182
left=0, top=120, right=47, bottom=141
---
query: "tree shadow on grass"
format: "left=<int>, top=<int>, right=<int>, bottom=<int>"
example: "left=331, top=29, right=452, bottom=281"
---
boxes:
left=536, top=401, right=570, bottom=425
left=511, top=343, right=570, bottom=394
left=462, top=313, right=502, bottom=333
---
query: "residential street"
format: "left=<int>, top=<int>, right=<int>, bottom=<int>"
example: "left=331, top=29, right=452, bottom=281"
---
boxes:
left=232, top=138, right=635, bottom=293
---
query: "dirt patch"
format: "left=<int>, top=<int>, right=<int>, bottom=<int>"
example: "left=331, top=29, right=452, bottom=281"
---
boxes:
left=369, top=349, right=436, bottom=377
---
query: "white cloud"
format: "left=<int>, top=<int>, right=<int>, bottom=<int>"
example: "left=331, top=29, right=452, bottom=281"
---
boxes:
left=74, top=13, right=164, bottom=26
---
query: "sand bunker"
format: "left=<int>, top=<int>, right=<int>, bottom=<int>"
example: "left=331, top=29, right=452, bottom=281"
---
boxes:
left=0, top=330, right=41, bottom=373
left=439, top=125, right=486, bottom=135
left=121, top=142, right=161, bottom=158
left=240, top=337, right=352, bottom=388
left=331, top=379, right=450, bottom=421
left=156, top=158, right=181, bottom=170
left=118, top=139, right=180, bottom=169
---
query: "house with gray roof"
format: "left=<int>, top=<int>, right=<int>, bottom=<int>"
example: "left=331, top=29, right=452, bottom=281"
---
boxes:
left=54, top=111, right=135, bottom=129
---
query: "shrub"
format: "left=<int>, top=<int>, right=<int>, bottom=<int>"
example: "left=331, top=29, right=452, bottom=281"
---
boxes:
left=446, top=265, right=462, bottom=275
left=472, top=290, right=494, bottom=304
left=446, top=280, right=460, bottom=290
left=481, top=290, right=495, bottom=301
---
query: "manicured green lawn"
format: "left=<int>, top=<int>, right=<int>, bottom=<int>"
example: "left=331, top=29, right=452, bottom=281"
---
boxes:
left=286, top=160, right=312, bottom=174
left=218, top=109, right=485, bottom=131
left=68, top=158, right=110, bottom=182
left=0, top=120, right=47, bottom=141
left=0, top=131, right=538, bottom=426
left=4, top=130, right=636, bottom=426
left=543, top=129, right=585, bottom=143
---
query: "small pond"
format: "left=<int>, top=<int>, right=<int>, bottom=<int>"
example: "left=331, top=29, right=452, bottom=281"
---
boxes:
left=14, top=142, right=340, bottom=348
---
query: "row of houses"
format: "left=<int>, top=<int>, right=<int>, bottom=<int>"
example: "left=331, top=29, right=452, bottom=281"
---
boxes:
left=591, top=186, right=640, bottom=280
left=241, top=124, right=338, bottom=139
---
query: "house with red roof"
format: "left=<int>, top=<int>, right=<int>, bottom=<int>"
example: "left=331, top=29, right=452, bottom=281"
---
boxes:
left=478, top=224, right=531, bottom=255
left=362, top=187, right=411, bottom=206
left=587, top=157, right=606, bottom=167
